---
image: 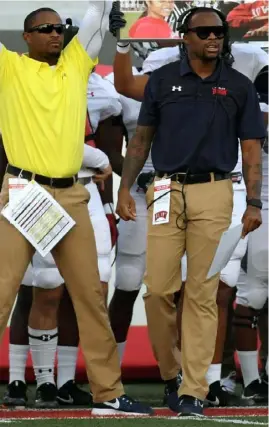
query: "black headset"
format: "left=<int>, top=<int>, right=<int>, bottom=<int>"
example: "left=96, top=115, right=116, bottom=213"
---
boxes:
left=176, top=6, right=229, bottom=34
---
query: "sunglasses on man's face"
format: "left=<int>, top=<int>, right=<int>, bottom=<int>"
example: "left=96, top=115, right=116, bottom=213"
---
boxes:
left=187, top=26, right=227, bottom=40
left=28, top=23, right=65, bottom=35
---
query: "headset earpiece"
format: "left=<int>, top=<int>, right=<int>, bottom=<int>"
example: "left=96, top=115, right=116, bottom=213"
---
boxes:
left=176, top=6, right=229, bottom=34
left=176, top=7, right=200, bottom=33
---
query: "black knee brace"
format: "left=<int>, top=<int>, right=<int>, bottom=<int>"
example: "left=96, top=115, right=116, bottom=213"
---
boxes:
left=233, top=308, right=260, bottom=329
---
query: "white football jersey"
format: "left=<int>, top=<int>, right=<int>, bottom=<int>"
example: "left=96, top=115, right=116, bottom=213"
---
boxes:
left=143, top=43, right=268, bottom=190
left=261, top=149, right=268, bottom=208
left=87, top=72, right=122, bottom=133
left=105, top=69, right=154, bottom=174
left=79, top=73, right=122, bottom=179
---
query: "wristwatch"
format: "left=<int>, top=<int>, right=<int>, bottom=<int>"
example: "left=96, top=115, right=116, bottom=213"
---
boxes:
left=246, top=198, right=263, bottom=209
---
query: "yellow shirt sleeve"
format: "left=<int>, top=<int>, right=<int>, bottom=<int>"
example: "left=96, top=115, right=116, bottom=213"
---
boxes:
left=61, top=36, right=98, bottom=83
left=0, top=45, right=19, bottom=89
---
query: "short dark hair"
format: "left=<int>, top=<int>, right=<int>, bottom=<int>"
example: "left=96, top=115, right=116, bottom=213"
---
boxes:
left=179, top=7, right=234, bottom=66
left=24, top=7, right=58, bottom=32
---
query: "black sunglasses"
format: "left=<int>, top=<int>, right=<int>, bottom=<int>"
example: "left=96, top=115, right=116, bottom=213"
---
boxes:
left=187, top=26, right=227, bottom=40
left=27, top=23, right=65, bottom=35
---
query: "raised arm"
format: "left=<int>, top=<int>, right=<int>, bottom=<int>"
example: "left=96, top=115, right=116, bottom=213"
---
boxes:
left=77, top=0, right=112, bottom=59
left=114, top=44, right=149, bottom=102
left=108, top=3, right=149, bottom=101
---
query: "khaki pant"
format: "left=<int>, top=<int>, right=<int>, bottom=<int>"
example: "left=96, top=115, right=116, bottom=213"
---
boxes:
left=144, top=176, right=233, bottom=400
left=0, top=173, right=124, bottom=402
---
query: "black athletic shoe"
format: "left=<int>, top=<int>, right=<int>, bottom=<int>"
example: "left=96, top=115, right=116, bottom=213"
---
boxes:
left=242, top=379, right=268, bottom=405
left=163, top=372, right=182, bottom=412
left=35, top=382, right=59, bottom=409
left=57, top=380, right=92, bottom=406
left=177, top=395, right=204, bottom=417
left=260, top=370, right=268, bottom=386
left=2, top=381, right=28, bottom=407
left=92, top=394, right=154, bottom=416
left=206, top=381, right=240, bottom=407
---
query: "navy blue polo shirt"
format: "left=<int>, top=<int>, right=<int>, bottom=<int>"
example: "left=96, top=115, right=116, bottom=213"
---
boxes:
left=138, top=57, right=266, bottom=174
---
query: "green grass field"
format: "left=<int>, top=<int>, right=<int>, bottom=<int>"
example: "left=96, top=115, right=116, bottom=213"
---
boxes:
left=1, top=417, right=268, bottom=427
left=119, top=11, right=141, bottom=39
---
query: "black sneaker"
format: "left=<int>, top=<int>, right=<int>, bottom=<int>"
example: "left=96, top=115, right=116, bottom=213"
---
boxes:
left=35, top=382, right=59, bottom=409
left=92, top=394, right=154, bottom=416
left=242, top=379, right=268, bottom=405
left=57, top=380, right=92, bottom=406
left=206, top=381, right=240, bottom=407
left=177, top=395, right=204, bottom=417
left=2, top=381, right=28, bottom=407
left=163, top=372, right=182, bottom=412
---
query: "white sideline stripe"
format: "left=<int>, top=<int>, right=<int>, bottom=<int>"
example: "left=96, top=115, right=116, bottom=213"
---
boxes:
left=0, top=406, right=265, bottom=411
left=169, top=417, right=268, bottom=425
left=0, top=416, right=267, bottom=424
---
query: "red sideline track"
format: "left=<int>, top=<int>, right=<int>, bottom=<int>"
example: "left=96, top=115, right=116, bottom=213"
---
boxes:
left=0, top=406, right=268, bottom=419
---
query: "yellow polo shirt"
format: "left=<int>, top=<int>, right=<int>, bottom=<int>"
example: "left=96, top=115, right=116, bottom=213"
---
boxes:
left=0, top=36, right=97, bottom=177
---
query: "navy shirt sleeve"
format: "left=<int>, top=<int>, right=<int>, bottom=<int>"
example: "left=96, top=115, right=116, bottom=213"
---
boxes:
left=238, top=80, right=266, bottom=141
left=137, top=73, right=158, bottom=127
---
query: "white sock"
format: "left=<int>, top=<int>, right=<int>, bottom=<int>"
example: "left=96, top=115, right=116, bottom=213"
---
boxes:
left=57, top=346, right=78, bottom=389
left=117, top=342, right=126, bottom=365
left=237, top=350, right=260, bottom=388
left=9, top=344, right=29, bottom=384
left=28, top=327, right=58, bottom=388
left=206, top=363, right=222, bottom=386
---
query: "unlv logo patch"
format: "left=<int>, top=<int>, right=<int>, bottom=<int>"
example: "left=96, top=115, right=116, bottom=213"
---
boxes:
left=212, top=87, right=227, bottom=96
left=154, top=210, right=168, bottom=222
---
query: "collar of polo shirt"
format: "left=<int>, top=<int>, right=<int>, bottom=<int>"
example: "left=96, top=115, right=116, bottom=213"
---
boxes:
left=179, top=56, right=229, bottom=82
left=20, top=52, right=64, bottom=72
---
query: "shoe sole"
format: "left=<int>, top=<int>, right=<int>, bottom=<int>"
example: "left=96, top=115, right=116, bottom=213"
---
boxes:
left=178, top=412, right=204, bottom=417
left=241, top=394, right=268, bottom=406
left=35, top=401, right=59, bottom=409
left=3, top=398, right=26, bottom=407
left=57, top=398, right=92, bottom=406
left=205, top=399, right=220, bottom=407
left=91, top=408, right=152, bottom=416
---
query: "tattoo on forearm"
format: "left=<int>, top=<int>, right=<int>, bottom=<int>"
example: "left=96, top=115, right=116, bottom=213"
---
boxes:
left=120, top=125, right=155, bottom=190
left=242, top=143, right=262, bottom=199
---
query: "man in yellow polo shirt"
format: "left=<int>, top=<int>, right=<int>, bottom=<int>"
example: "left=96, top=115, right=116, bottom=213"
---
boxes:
left=0, top=3, right=153, bottom=416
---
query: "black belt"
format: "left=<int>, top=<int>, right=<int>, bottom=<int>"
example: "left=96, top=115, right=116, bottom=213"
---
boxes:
left=156, top=171, right=231, bottom=185
left=7, top=165, right=78, bottom=189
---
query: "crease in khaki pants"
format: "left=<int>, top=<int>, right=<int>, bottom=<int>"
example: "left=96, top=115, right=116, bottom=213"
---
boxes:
left=0, top=173, right=123, bottom=402
left=144, top=177, right=233, bottom=400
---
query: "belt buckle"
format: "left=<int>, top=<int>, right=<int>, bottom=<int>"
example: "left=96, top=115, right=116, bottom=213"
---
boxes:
left=231, top=172, right=242, bottom=184
left=18, top=169, right=25, bottom=179
left=175, top=173, right=185, bottom=184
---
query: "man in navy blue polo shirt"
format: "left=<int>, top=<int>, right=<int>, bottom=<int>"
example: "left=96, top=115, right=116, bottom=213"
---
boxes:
left=116, top=7, right=266, bottom=416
